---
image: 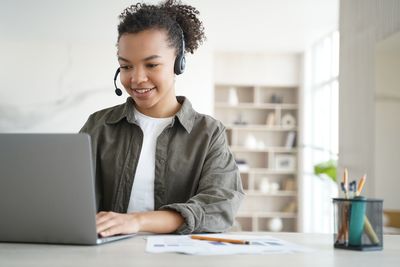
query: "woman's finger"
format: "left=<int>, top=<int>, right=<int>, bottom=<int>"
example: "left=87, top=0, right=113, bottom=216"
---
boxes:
left=96, top=213, right=117, bottom=233
left=96, top=211, right=115, bottom=225
left=99, top=223, right=124, bottom=237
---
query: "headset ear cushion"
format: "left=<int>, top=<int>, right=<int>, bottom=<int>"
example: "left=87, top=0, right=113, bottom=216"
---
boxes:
left=174, top=54, right=186, bottom=75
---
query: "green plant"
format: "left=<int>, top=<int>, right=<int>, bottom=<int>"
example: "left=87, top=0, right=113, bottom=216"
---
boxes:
left=314, top=160, right=337, bottom=182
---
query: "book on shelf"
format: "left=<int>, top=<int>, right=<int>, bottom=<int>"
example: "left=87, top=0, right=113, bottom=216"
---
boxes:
left=285, top=131, right=296, bottom=148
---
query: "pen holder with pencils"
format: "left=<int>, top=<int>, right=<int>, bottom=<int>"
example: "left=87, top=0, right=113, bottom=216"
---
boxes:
left=333, top=197, right=383, bottom=251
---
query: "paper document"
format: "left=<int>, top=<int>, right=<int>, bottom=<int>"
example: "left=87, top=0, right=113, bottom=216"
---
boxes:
left=146, top=234, right=313, bottom=255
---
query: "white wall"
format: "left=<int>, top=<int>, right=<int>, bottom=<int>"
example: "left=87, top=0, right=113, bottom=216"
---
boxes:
left=339, top=0, right=400, bottom=208
left=176, top=45, right=214, bottom=116
left=0, top=0, right=213, bottom=133
left=374, top=32, right=400, bottom=210
left=214, top=52, right=301, bottom=86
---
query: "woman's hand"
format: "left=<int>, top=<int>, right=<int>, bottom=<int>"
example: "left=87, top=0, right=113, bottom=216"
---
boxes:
left=96, top=211, right=141, bottom=237
left=96, top=210, right=184, bottom=237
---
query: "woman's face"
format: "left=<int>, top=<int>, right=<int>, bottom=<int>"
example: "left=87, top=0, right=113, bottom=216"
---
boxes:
left=117, top=29, right=177, bottom=117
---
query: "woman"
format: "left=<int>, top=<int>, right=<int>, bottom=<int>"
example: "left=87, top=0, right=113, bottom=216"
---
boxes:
left=80, top=0, right=244, bottom=237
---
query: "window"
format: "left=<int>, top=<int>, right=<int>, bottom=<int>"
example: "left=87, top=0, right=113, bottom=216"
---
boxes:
left=301, top=31, right=339, bottom=233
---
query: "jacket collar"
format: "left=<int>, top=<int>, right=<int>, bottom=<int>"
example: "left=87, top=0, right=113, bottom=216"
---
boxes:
left=105, top=96, right=196, bottom=133
left=174, top=96, right=196, bottom=133
left=105, top=97, right=136, bottom=125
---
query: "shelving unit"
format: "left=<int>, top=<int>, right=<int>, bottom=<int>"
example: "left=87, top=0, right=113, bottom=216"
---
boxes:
left=214, top=84, right=299, bottom=232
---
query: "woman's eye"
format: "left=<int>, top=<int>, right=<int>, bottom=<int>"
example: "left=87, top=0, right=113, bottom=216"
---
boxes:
left=120, top=66, right=132, bottom=70
left=147, top=63, right=159, bottom=68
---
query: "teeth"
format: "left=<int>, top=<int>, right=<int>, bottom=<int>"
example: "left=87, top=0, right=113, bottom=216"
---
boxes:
left=134, top=88, right=153, bottom=94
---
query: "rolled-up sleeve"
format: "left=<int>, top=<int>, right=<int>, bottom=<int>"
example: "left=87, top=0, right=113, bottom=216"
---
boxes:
left=160, top=126, right=244, bottom=234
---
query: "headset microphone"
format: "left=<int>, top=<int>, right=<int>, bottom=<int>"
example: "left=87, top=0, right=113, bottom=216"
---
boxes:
left=113, top=68, right=122, bottom=96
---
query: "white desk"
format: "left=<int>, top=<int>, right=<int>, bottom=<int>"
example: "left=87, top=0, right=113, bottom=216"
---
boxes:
left=1, top=232, right=399, bottom=267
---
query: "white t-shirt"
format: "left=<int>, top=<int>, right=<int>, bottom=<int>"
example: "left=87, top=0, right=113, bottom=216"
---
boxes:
left=127, top=109, right=173, bottom=213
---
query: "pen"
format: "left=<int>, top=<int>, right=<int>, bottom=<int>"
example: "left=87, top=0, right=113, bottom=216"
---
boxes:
left=349, top=180, right=357, bottom=197
left=340, top=182, right=346, bottom=193
left=346, top=180, right=355, bottom=198
left=190, top=235, right=250, bottom=245
left=364, top=215, right=380, bottom=244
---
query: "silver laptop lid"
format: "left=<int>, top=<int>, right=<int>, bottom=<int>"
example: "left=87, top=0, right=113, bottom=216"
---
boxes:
left=0, top=133, right=99, bottom=245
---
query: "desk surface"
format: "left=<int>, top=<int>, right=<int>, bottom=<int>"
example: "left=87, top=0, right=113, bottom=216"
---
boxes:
left=1, top=232, right=399, bottom=267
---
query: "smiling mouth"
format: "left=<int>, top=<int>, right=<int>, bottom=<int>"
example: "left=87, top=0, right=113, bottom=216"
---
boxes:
left=132, top=87, right=156, bottom=94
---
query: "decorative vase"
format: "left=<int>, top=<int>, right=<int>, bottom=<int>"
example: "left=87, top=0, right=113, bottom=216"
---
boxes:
left=228, top=87, right=239, bottom=105
left=259, top=178, right=270, bottom=193
left=268, top=217, right=283, bottom=232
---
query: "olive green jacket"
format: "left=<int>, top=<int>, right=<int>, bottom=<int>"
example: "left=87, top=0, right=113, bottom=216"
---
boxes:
left=80, top=96, right=244, bottom=234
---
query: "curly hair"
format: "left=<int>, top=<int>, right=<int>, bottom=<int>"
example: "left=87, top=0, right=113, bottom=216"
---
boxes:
left=117, top=0, right=206, bottom=55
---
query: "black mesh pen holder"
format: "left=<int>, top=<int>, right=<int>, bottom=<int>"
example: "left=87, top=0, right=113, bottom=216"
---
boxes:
left=333, top=197, right=383, bottom=251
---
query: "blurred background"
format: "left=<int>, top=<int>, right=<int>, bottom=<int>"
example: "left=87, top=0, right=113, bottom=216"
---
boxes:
left=1, top=0, right=399, bottom=233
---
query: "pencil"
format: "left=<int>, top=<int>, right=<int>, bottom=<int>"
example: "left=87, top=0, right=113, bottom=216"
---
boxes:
left=356, top=174, right=366, bottom=196
left=343, top=168, right=349, bottom=198
left=190, top=235, right=250, bottom=245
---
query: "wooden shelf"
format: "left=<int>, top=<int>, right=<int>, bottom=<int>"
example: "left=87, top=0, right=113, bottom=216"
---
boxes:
left=215, top=83, right=299, bottom=88
left=215, top=102, right=298, bottom=110
left=244, top=190, right=297, bottom=196
left=231, top=146, right=297, bottom=153
left=239, top=168, right=297, bottom=175
left=237, top=211, right=297, bottom=219
left=214, top=81, right=300, bottom=233
left=226, top=125, right=297, bottom=131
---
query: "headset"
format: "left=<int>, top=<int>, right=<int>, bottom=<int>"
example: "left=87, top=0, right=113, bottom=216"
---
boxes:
left=174, top=28, right=186, bottom=75
left=114, top=28, right=186, bottom=96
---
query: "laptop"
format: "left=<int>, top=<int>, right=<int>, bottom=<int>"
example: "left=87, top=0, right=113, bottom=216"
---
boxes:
left=0, top=133, right=134, bottom=245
